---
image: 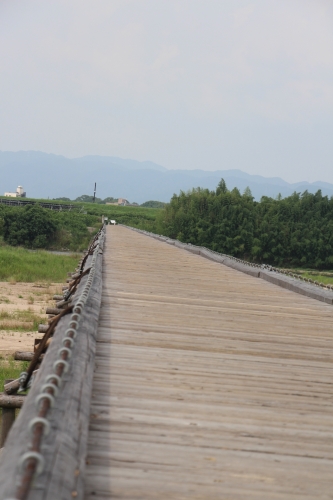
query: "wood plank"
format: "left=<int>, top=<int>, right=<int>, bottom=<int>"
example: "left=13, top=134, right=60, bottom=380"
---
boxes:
left=84, top=226, right=333, bottom=499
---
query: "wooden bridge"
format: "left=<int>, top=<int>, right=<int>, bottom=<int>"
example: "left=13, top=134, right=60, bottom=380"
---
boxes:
left=0, top=225, right=332, bottom=499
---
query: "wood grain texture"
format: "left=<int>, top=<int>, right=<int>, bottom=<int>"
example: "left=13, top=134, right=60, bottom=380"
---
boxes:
left=1, top=380, right=16, bottom=448
left=134, top=227, right=333, bottom=304
left=84, top=226, right=333, bottom=500
left=0, top=394, right=25, bottom=409
left=14, top=351, right=44, bottom=362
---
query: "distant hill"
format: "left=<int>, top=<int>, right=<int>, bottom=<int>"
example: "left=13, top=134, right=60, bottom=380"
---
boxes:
left=1, top=150, right=332, bottom=203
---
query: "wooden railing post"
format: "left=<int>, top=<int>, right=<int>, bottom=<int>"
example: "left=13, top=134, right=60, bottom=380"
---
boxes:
left=1, top=379, right=16, bottom=447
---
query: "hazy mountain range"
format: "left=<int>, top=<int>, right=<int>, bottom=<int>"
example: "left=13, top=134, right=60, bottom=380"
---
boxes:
left=1, top=151, right=332, bottom=204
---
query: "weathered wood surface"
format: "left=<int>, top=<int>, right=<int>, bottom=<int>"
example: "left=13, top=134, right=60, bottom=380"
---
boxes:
left=84, top=225, right=333, bottom=500
left=45, top=307, right=62, bottom=315
left=1, top=380, right=17, bottom=448
left=38, top=324, right=49, bottom=333
left=3, top=378, right=20, bottom=395
left=14, top=351, right=44, bottom=362
left=132, top=227, right=333, bottom=304
left=0, top=393, right=25, bottom=409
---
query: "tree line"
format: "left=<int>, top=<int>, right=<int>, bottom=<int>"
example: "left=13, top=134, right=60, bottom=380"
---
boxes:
left=53, top=195, right=119, bottom=204
left=0, top=204, right=98, bottom=251
left=53, top=195, right=164, bottom=207
left=3, top=182, right=333, bottom=269
left=0, top=202, right=160, bottom=250
left=156, top=179, right=333, bottom=269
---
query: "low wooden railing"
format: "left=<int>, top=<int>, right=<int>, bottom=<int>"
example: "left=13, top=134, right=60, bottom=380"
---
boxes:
left=0, top=226, right=105, bottom=500
left=123, top=225, right=333, bottom=305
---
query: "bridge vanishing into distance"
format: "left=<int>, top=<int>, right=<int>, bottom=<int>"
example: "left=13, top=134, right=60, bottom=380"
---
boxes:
left=0, top=225, right=332, bottom=499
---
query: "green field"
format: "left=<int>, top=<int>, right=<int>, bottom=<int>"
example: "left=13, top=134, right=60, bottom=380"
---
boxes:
left=292, top=270, right=333, bottom=286
left=0, top=198, right=163, bottom=250
left=0, top=200, right=163, bottom=281
left=0, top=309, right=44, bottom=331
left=79, top=203, right=162, bottom=232
left=0, top=246, right=79, bottom=282
left=0, top=356, right=28, bottom=392
left=0, top=357, right=28, bottom=427
left=0, top=195, right=162, bottom=220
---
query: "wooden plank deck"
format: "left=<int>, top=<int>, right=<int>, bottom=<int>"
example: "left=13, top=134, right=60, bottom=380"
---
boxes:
left=84, top=225, right=333, bottom=499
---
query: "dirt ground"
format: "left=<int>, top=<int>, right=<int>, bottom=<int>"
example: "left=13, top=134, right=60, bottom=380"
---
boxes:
left=0, top=282, right=63, bottom=357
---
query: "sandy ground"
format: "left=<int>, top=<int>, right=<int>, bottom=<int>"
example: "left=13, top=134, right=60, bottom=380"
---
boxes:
left=0, top=282, right=63, bottom=357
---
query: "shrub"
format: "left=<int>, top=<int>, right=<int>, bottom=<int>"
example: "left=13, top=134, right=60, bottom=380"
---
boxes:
left=3, top=205, right=57, bottom=248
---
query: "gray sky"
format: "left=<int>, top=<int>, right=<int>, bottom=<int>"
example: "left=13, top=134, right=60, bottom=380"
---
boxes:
left=1, top=0, right=333, bottom=183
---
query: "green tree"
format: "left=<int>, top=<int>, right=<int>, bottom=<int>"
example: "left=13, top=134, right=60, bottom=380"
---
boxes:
left=216, top=178, right=228, bottom=195
left=158, top=184, right=333, bottom=269
left=243, top=186, right=253, bottom=199
left=141, top=200, right=165, bottom=208
left=4, top=205, right=57, bottom=248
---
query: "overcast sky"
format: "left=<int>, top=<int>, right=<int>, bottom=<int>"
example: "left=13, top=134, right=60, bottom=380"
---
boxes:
left=1, top=0, right=332, bottom=183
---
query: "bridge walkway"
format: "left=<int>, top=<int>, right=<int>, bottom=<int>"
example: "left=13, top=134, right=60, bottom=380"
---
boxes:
left=84, top=225, right=333, bottom=499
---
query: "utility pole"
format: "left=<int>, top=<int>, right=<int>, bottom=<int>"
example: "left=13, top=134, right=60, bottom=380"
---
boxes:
left=93, top=182, right=96, bottom=203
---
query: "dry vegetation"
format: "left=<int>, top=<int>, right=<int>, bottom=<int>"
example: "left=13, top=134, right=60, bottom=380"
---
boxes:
left=0, top=281, right=65, bottom=410
left=0, top=250, right=78, bottom=429
left=0, top=281, right=62, bottom=356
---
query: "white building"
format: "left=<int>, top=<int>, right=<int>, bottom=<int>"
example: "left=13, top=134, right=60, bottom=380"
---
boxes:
left=4, top=185, right=26, bottom=198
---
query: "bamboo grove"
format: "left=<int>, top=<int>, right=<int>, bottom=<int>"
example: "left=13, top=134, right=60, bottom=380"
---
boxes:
left=158, top=180, right=333, bottom=269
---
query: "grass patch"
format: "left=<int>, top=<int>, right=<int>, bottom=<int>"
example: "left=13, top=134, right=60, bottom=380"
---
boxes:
left=300, top=273, right=333, bottom=286
left=288, top=269, right=333, bottom=286
left=0, top=199, right=162, bottom=251
left=82, top=204, right=162, bottom=232
left=0, top=356, right=29, bottom=428
left=0, top=310, right=44, bottom=331
left=0, top=355, right=29, bottom=392
left=0, top=246, right=80, bottom=282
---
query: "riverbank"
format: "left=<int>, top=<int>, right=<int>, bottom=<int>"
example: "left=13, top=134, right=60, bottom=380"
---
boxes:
left=0, top=281, right=62, bottom=356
